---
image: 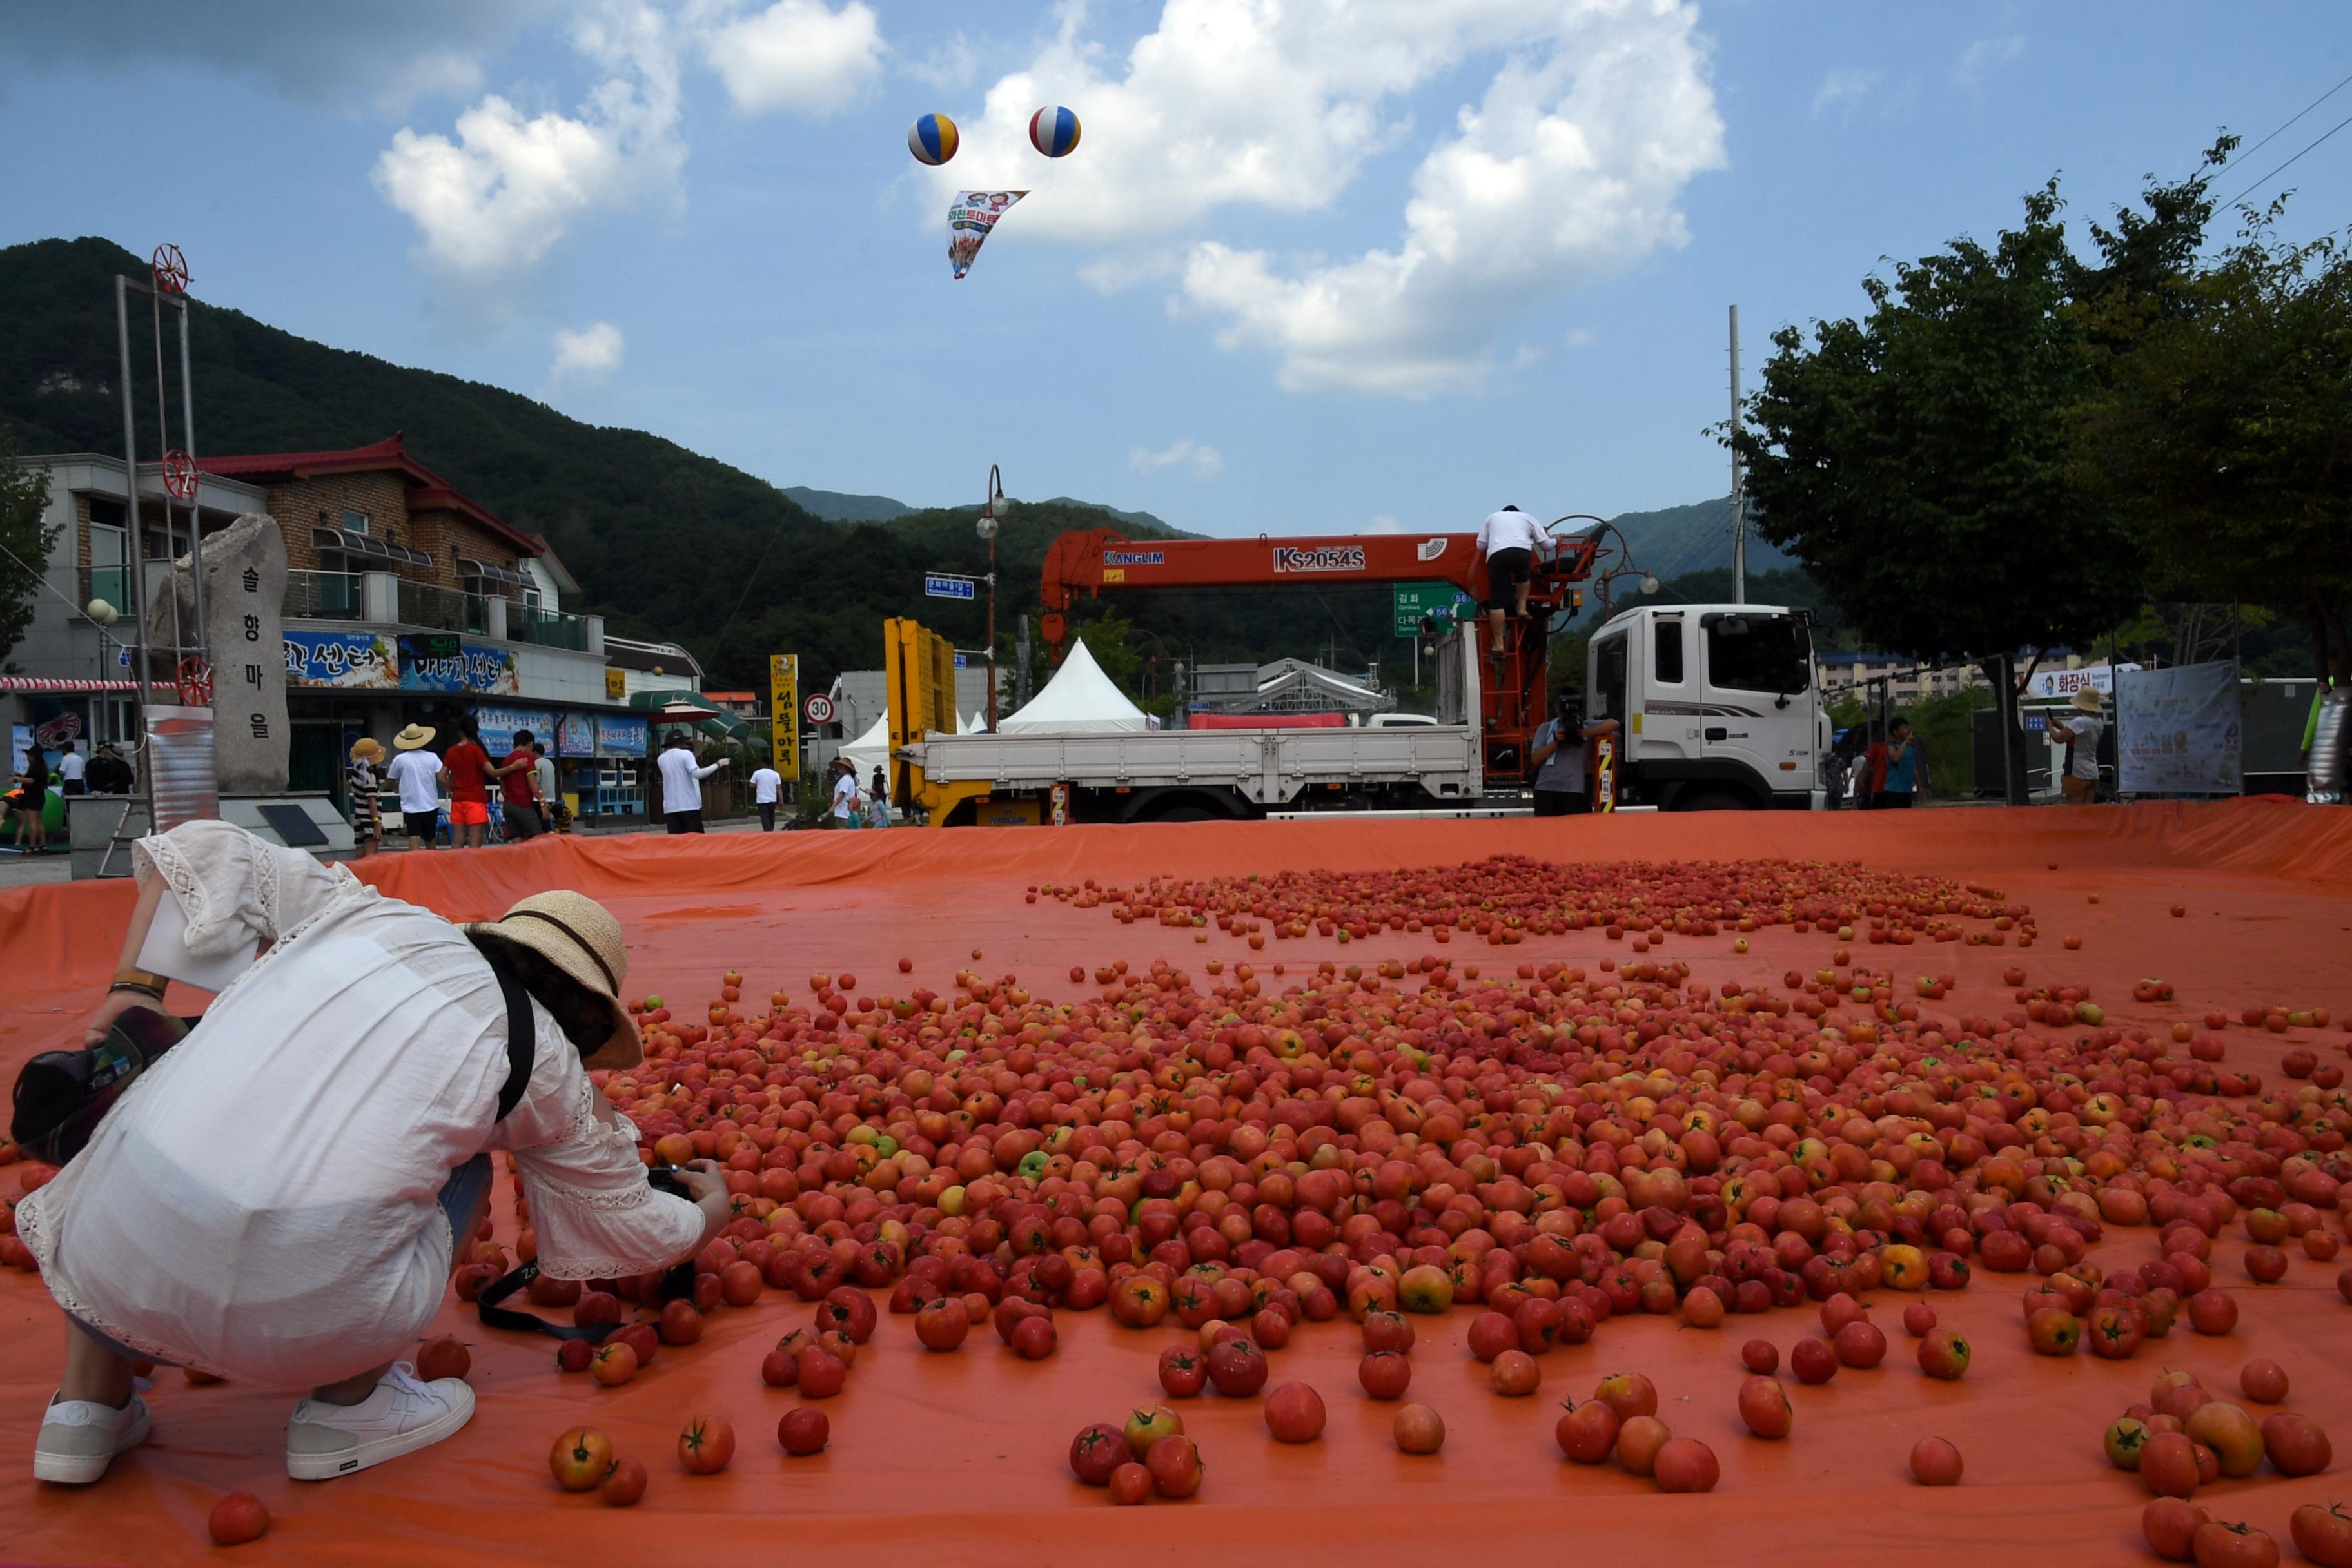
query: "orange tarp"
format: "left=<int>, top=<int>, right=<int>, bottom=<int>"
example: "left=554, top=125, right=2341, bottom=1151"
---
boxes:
left=3, top=798, right=2349, bottom=1567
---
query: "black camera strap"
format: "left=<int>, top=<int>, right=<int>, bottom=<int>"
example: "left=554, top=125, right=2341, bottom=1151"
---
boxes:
left=473, top=956, right=693, bottom=1340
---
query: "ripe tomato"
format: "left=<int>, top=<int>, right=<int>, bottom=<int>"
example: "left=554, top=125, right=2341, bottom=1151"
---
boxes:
left=678, top=1416, right=736, bottom=1475
left=550, top=1427, right=616, bottom=1491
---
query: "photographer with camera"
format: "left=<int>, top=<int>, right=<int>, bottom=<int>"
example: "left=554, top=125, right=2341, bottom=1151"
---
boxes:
left=16, top=819, right=729, bottom=1485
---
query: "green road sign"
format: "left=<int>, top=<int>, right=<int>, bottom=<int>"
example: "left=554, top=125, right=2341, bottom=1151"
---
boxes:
left=1393, top=582, right=1475, bottom=638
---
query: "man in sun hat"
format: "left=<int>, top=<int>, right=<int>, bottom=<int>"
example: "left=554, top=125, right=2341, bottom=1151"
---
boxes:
left=2046, top=686, right=2107, bottom=803
left=384, top=722, right=444, bottom=851
left=19, top=819, right=730, bottom=1487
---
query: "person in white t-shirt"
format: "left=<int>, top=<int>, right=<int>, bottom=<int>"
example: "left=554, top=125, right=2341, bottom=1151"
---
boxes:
left=750, top=763, right=784, bottom=832
left=383, top=725, right=444, bottom=850
left=1476, top=505, right=1545, bottom=665
left=57, top=743, right=88, bottom=798
left=655, top=732, right=726, bottom=834
left=828, top=758, right=860, bottom=829
left=2048, top=688, right=2106, bottom=803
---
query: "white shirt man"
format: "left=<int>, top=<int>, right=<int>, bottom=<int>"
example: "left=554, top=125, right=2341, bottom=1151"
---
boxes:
left=57, top=745, right=86, bottom=795
left=656, top=736, right=725, bottom=834
left=830, top=767, right=859, bottom=827
left=533, top=752, right=558, bottom=814
left=384, top=745, right=443, bottom=850
left=1475, top=505, right=1547, bottom=661
left=750, top=765, right=783, bottom=832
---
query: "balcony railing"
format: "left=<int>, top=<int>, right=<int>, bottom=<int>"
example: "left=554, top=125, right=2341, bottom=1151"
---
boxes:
left=511, top=605, right=591, bottom=651
left=284, top=570, right=364, bottom=620
left=395, top=579, right=489, bottom=633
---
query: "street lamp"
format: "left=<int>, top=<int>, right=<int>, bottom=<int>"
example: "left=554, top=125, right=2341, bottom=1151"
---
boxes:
left=979, top=464, right=1005, bottom=729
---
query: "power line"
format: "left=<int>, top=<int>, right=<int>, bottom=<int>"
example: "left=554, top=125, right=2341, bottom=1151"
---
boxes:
left=2220, top=108, right=2352, bottom=211
left=2227, top=71, right=2352, bottom=172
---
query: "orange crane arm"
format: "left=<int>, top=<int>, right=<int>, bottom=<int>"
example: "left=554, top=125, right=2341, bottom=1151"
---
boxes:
left=1037, top=527, right=1597, bottom=649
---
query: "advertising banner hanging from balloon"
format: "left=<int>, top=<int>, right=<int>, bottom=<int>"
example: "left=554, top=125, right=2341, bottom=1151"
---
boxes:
left=949, top=190, right=1027, bottom=279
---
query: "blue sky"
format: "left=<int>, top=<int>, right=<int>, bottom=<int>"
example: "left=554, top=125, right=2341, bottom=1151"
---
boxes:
left=3, top=1, right=2347, bottom=537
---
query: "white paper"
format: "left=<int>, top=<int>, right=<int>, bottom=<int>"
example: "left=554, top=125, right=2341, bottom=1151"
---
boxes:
left=136, top=891, right=260, bottom=993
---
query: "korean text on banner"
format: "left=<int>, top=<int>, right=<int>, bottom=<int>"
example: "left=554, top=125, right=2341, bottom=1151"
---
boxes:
left=284, top=630, right=398, bottom=689
left=475, top=705, right=554, bottom=758
left=555, top=713, right=596, bottom=758
left=769, top=654, right=800, bottom=782
left=596, top=715, right=649, bottom=758
left=2118, top=661, right=2242, bottom=796
left=948, top=190, right=1026, bottom=279
left=2027, top=663, right=2141, bottom=700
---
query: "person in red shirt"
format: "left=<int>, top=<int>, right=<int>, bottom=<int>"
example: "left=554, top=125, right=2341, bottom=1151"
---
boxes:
left=440, top=716, right=525, bottom=849
left=500, top=728, right=545, bottom=841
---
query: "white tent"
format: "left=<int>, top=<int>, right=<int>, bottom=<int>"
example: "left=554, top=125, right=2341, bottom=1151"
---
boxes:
left=997, top=638, right=1149, bottom=733
left=837, top=713, right=892, bottom=778
left=957, top=710, right=982, bottom=734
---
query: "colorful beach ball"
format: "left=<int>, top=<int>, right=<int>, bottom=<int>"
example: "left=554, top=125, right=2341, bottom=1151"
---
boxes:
left=1028, top=105, right=1081, bottom=158
left=908, top=113, right=958, bottom=166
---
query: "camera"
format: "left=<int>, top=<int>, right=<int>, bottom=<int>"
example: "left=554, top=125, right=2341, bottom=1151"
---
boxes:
left=647, top=1166, right=692, bottom=1200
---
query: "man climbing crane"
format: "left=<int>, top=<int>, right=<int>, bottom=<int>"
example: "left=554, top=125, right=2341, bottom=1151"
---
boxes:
left=1476, top=504, right=1545, bottom=667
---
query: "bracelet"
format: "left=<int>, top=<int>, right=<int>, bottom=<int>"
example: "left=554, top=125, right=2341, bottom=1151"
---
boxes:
left=113, top=966, right=170, bottom=994
left=108, top=980, right=166, bottom=1000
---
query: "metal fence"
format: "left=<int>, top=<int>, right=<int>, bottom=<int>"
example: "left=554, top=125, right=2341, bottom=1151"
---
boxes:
left=284, top=570, right=364, bottom=620
left=512, top=604, right=591, bottom=651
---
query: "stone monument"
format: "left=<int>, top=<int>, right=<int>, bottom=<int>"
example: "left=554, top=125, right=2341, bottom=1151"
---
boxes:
left=146, top=512, right=289, bottom=796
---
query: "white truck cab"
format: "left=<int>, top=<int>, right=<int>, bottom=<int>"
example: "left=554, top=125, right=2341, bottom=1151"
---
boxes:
left=1585, top=603, right=1827, bottom=810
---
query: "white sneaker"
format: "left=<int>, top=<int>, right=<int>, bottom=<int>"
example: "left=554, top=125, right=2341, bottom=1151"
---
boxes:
left=285, top=1362, right=475, bottom=1481
left=34, top=1393, right=153, bottom=1484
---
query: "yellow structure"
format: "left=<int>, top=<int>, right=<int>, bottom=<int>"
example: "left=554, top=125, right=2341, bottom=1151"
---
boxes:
left=768, top=654, right=799, bottom=780
left=883, top=618, right=957, bottom=808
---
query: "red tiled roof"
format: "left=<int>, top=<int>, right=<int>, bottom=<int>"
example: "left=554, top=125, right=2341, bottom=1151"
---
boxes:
left=199, top=432, right=540, bottom=556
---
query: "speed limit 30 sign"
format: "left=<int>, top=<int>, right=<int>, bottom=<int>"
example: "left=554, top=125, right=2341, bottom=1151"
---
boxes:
left=804, top=694, right=836, bottom=725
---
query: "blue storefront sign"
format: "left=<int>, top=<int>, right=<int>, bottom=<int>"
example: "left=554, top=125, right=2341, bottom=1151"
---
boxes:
left=398, top=635, right=522, bottom=695
left=556, top=712, right=597, bottom=758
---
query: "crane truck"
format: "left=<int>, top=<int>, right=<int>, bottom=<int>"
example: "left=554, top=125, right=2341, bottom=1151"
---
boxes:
left=899, top=525, right=1827, bottom=823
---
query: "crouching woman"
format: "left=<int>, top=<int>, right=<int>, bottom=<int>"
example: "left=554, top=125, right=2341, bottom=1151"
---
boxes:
left=17, top=819, right=728, bottom=1484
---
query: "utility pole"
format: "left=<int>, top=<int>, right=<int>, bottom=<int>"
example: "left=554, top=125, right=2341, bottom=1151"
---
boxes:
left=1729, top=303, right=1747, bottom=605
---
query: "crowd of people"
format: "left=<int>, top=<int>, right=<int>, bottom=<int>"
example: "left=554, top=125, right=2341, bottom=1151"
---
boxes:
left=346, top=720, right=569, bottom=858
left=6, top=740, right=135, bottom=854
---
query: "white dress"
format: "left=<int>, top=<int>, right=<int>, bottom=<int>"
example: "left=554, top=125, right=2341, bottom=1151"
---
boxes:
left=15, top=820, right=700, bottom=1385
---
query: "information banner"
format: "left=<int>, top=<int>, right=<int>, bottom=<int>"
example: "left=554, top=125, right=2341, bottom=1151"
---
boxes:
left=556, top=713, right=596, bottom=759
left=2027, top=663, right=2140, bottom=700
left=2118, top=661, right=2241, bottom=796
left=475, top=705, right=555, bottom=758
left=596, top=714, right=649, bottom=758
left=769, top=654, right=800, bottom=781
left=284, top=630, right=397, bottom=689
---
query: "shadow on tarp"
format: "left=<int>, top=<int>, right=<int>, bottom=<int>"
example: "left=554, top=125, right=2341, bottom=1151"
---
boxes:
left=1, top=796, right=2348, bottom=1567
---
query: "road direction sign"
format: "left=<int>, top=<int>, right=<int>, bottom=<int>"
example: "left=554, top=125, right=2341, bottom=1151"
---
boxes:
left=1393, top=581, right=1475, bottom=638
left=804, top=693, right=835, bottom=725
left=925, top=574, right=977, bottom=600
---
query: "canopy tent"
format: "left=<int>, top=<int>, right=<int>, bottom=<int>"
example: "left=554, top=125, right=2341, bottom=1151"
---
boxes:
left=997, top=640, right=1148, bottom=733
left=837, top=713, right=892, bottom=779
left=957, top=710, right=983, bottom=735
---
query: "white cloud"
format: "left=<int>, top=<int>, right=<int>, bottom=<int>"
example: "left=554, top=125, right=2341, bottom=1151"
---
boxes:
left=696, top=0, right=884, bottom=115
left=1366, top=513, right=1404, bottom=534
left=374, top=4, right=684, bottom=280
left=906, top=31, right=980, bottom=90
left=551, top=321, right=625, bottom=380
left=1953, top=34, right=2024, bottom=90
left=1129, top=438, right=1224, bottom=478
left=937, top=0, right=1723, bottom=397
left=1812, top=67, right=1881, bottom=119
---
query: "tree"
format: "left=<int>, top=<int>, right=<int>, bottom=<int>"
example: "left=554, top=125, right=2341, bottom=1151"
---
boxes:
left=0, top=427, right=57, bottom=669
left=2077, top=208, right=2352, bottom=687
left=1732, top=175, right=2210, bottom=801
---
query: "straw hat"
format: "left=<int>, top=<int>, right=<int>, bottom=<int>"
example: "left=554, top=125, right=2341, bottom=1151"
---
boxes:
left=394, top=723, right=437, bottom=751
left=2070, top=688, right=2104, bottom=713
left=349, top=737, right=384, bottom=763
left=467, top=891, right=642, bottom=1071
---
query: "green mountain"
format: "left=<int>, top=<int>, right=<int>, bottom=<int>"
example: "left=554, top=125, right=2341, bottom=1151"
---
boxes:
left=782, top=486, right=912, bottom=524
left=1605, top=495, right=1794, bottom=582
